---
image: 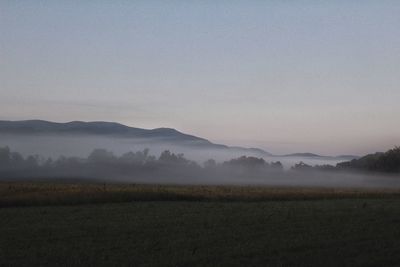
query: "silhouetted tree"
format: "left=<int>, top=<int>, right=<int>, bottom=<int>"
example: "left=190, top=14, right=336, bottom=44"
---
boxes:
left=120, top=149, right=154, bottom=165
left=0, top=147, right=11, bottom=164
left=291, top=162, right=313, bottom=171
left=204, top=159, right=217, bottom=169
left=88, top=149, right=116, bottom=164
left=337, top=147, right=400, bottom=173
left=270, top=161, right=283, bottom=171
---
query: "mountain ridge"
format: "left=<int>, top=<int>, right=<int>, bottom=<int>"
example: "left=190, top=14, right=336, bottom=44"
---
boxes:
left=283, top=153, right=359, bottom=160
left=0, top=120, right=358, bottom=159
left=0, top=120, right=267, bottom=155
left=0, top=119, right=209, bottom=142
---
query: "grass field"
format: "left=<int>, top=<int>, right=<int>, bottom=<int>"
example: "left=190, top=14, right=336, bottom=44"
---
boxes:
left=1, top=182, right=400, bottom=266
left=1, top=181, right=400, bottom=207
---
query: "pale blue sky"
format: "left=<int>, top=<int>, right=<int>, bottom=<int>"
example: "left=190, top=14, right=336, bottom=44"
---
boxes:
left=1, top=1, right=400, bottom=155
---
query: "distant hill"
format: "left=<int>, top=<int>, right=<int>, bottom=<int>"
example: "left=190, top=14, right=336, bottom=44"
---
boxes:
left=335, top=155, right=360, bottom=160
left=337, top=147, right=400, bottom=173
left=284, top=153, right=323, bottom=158
left=0, top=120, right=272, bottom=156
left=283, top=153, right=359, bottom=160
left=0, top=120, right=361, bottom=160
left=0, top=120, right=208, bottom=142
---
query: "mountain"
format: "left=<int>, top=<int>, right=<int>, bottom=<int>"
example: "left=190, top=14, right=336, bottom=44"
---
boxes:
left=0, top=120, right=271, bottom=156
left=283, top=153, right=323, bottom=158
left=0, top=120, right=359, bottom=160
left=337, top=147, right=400, bottom=173
left=335, top=155, right=360, bottom=160
left=283, top=153, right=359, bottom=160
left=0, top=120, right=207, bottom=142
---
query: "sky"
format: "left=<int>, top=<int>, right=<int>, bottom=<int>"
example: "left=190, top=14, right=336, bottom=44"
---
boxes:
left=1, top=1, right=400, bottom=155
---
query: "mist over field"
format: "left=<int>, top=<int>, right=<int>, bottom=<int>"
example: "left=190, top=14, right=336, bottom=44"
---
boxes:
left=1, top=120, right=398, bottom=189
left=0, top=133, right=347, bottom=169
left=2, top=2, right=400, bottom=266
left=1, top=140, right=399, bottom=189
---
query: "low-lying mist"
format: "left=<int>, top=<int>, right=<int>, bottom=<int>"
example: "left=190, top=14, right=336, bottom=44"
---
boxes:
left=0, top=134, right=347, bottom=169
left=0, top=145, right=399, bottom=189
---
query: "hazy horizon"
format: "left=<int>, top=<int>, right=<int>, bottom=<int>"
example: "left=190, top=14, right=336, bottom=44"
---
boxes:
left=1, top=1, right=400, bottom=155
left=0, top=118, right=385, bottom=158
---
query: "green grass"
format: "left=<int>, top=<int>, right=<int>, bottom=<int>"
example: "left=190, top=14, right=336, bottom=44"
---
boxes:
left=1, top=182, right=400, bottom=266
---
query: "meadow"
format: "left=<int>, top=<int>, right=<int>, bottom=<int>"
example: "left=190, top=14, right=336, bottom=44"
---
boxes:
left=1, top=182, right=400, bottom=266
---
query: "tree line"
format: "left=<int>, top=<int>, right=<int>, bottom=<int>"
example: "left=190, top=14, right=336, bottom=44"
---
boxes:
left=292, top=147, right=400, bottom=173
left=0, top=147, right=283, bottom=180
left=1, top=146, right=399, bottom=181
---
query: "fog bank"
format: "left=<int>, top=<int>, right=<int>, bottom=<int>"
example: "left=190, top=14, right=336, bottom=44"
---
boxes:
left=0, top=145, right=399, bottom=189
left=0, top=134, right=348, bottom=169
